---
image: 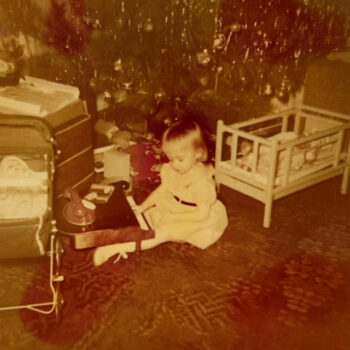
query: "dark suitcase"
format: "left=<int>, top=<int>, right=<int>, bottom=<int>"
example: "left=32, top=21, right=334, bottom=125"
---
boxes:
left=0, top=116, right=54, bottom=259
left=52, top=112, right=94, bottom=198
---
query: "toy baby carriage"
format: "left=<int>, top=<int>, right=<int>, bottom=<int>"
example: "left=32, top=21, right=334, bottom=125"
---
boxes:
left=0, top=115, right=64, bottom=318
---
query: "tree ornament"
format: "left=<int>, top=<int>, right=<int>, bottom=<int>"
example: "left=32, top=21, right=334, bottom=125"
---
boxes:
left=229, top=23, right=242, bottom=33
left=198, top=74, right=210, bottom=86
left=154, top=89, right=166, bottom=102
left=197, top=49, right=211, bottom=66
left=117, top=18, right=124, bottom=28
left=113, top=58, right=123, bottom=72
left=275, top=87, right=287, bottom=102
left=264, top=83, right=272, bottom=95
left=94, top=19, right=101, bottom=28
left=123, top=81, right=132, bottom=90
left=114, top=59, right=123, bottom=72
left=275, top=76, right=290, bottom=103
left=222, top=22, right=243, bottom=53
left=85, top=17, right=101, bottom=30
left=143, top=18, right=154, bottom=32
left=164, top=116, right=172, bottom=126
left=244, top=47, right=250, bottom=62
left=213, top=33, right=226, bottom=50
left=103, top=90, right=112, bottom=101
left=89, top=78, right=97, bottom=89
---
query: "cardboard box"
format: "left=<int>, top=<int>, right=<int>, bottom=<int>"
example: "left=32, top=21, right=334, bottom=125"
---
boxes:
left=103, top=149, right=130, bottom=181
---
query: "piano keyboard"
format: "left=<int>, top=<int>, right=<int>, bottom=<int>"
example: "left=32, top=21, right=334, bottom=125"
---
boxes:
left=126, top=196, right=150, bottom=230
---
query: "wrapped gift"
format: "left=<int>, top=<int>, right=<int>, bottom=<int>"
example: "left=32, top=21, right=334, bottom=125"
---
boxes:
left=125, top=139, right=166, bottom=184
left=104, top=149, right=130, bottom=181
left=0, top=76, right=81, bottom=127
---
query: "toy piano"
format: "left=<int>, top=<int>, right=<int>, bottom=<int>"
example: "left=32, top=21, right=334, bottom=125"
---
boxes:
left=55, top=181, right=154, bottom=250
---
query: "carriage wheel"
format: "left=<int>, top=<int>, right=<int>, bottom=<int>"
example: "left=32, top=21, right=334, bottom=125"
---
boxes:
left=55, top=280, right=64, bottom=321
left=55, top=234, right=64, bottom=268
left=53, top=234, right=64, bottom=320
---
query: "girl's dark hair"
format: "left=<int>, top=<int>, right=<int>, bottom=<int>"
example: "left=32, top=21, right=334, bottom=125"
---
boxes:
left=162, top=119, right=208, bottom=162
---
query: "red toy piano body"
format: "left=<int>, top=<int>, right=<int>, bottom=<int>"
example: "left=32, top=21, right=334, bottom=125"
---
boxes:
left=55, top=182, right=154, bottom=250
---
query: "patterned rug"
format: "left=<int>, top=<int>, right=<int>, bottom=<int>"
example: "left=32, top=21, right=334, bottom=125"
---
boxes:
left=1, top=177, right=350, bottom=350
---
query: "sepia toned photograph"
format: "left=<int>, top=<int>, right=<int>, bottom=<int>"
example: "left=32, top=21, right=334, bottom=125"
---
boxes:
left=0, top=0, right=349, bottom=349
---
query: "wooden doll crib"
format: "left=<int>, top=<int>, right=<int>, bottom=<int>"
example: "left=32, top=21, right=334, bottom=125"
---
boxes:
left=215, top=105, right=350, bottom=228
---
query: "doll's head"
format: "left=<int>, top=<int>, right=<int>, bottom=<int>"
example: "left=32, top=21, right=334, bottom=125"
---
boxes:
left=162, top=119, right=208, bottom=174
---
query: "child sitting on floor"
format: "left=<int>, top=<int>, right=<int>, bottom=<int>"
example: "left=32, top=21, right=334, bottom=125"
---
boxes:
left=93, top=119, right=228, bottom=266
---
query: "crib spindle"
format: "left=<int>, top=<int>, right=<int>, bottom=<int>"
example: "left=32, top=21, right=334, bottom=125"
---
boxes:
left=281, top=112, right=289, bottom=133
left=334, top=129, right=344, bottom=167
left=341, top=130, right=350, bottom=194
left=215, top=120, right=223, bottom=167
left=294, top=112, right=302, bottom=136
left=282, top=146, right=293, bottom=186
left=215, top=120, right=224, bottom=192
left=252, top=141, right=258, bottom=174
left=264, top=139, right=279, bottom=228
left=231, top=133, right=238, bottom=168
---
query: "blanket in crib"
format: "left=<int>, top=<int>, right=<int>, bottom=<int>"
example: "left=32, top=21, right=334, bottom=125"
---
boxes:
left=228, top=131, right=338, bottom=185
left=0, top=156, right=48, bottom=219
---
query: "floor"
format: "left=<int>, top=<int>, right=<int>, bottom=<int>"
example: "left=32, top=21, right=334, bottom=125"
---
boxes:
left=0, top=175, right=349, bottom=350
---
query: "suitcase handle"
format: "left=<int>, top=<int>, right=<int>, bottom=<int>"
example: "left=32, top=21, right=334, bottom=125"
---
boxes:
left=0, top=114, right=52, bottom=142
left=50, top=137, right=62, bottom=159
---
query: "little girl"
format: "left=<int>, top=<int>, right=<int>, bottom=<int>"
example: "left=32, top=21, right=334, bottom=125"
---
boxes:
left=93, top=119, right=228, bottom=266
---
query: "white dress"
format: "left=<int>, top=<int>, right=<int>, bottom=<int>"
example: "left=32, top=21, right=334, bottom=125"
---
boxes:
left=146, top=162, right=228, bottom=249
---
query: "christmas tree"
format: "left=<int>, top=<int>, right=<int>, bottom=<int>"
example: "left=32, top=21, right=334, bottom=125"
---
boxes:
left=0, top=0, right=348, bottom=130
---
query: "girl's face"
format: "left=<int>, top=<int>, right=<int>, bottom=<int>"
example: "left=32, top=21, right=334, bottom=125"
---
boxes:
left=163, top=139, right=200, bottom=175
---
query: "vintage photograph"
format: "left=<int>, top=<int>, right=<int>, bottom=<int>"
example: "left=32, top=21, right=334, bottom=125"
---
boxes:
left=0, top=1, right=349, bottom=349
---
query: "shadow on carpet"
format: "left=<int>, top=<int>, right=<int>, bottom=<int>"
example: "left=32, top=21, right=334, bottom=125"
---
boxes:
left=0, top=177, right=349, bottom=350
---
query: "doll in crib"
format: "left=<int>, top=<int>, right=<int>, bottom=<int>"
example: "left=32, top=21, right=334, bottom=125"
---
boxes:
left=93, top=119, right=228, bottom=266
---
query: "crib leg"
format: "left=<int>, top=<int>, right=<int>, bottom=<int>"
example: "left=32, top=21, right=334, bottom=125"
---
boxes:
left=263, top=199, right=273, bottom=228
left=341, top=166, right=349, bottom=195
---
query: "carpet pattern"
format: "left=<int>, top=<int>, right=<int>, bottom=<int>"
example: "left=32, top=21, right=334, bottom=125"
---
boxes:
left=0, top=177, right=350, bottom=350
